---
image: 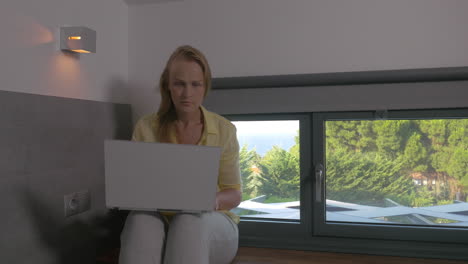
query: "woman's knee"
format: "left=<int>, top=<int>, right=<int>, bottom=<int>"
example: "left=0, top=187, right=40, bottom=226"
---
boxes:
left=120, top=211, right=166, bottom=264
left=171, top=213, right=206, bottom=232
left=167, top=213, right=212, bottom=244
left=122, top=211, right=165, bottom=238
left=166, top=212, right=238, bottom=264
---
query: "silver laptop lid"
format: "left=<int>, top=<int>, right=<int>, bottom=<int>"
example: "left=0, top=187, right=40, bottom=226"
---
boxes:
left=104, top=140, right=221, bottom=212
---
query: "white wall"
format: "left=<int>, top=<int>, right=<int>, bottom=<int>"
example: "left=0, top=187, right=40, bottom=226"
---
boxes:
left=0, top=0, right=129, bottom=103
left=129, top=0, right=468, bottom=118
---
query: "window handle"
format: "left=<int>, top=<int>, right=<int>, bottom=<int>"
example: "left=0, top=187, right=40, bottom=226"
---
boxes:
left=315, top=164, right=324, bottom=202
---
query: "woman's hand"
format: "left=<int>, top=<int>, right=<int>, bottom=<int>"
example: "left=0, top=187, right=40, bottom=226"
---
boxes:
left=215, top=188, right=241, bottom=211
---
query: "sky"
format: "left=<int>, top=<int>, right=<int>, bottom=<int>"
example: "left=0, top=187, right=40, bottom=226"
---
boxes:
left=232, top=120, right=300, bottom=155
left=232, top=120, right=299, bottom=136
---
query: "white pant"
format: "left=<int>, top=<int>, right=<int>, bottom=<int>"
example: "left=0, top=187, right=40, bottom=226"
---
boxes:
left=119, top=211, right=239, bottom=264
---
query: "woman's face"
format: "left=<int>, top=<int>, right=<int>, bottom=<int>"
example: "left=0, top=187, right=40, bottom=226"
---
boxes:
left=168, top=58, right=206, bottom=116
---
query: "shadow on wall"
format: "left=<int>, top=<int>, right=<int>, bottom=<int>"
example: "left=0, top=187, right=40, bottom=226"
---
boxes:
left=106, top=76, right=134, bottom=138
left=21, top=185, right=128, bottom=263
left=107, top=77, right=130, bottom=105
left=117, top=79, right=161, bottom=124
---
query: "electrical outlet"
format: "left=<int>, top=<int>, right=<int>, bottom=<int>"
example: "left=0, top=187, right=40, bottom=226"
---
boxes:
left=64, top=190, right=91, bottom=217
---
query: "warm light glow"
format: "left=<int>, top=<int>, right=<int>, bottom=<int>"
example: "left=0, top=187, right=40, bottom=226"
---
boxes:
left=68, top=36, right=81, bottom=40
left=3, top=12, right=54, bottom=47
left=71, top=49, right=91, bottom=53
left=45, top=52, right=87, bottom=99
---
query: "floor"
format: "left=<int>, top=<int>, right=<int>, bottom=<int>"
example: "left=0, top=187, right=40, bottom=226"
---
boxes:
left=232, top=247, right=468, bottom=264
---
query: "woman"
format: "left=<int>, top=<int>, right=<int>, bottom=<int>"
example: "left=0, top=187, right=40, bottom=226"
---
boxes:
left=119, top=45, right=242, bottom=264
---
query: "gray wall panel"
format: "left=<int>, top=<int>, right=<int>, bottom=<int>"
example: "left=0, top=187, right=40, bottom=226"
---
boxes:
left=205, top=81, right=468, bottom=115
left=0, top=90, right=132, bottom=264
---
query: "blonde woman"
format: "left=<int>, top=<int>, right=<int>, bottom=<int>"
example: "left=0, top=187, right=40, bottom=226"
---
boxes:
left=119, top=45, right=242, bottom=264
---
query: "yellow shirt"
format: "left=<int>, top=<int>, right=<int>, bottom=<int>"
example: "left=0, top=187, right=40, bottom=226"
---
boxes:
left=131, top=106, right=242, bottom=224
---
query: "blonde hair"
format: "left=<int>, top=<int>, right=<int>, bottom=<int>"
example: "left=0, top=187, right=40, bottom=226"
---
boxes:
left=156, top=45, right=212, bottom=142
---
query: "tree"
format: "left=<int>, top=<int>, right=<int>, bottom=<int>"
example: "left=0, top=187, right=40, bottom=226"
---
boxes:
left=356, top=121, right=377, bottom=152
left=239, top=144, right=261, bottom=199
left=289, top=131, right=300, bottom=175
left=258, top=146, right=300, bottom=199
left=245, top=166, right=264, bottom=198
left=419, top=119, right=448, bottom=150
left=403, top=132, right=429, bottom=172
left=423, top=119, right=468, bottom=200
left=325, top=118, right=468, bottom=206
left=326, top=121, right=362, bottom=152
left=446, top=147, right=468, bottom=201
left=373, top=120, right=411, bottom=158
left=326, top=148, right=415, bottom=206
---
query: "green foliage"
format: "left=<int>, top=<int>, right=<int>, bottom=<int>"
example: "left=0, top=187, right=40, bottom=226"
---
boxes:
left=326, top=121, right=362, bottom=152
left=239, top=144, right=262, bottom=199
left=289, top=132, right=300, bottom=179
left=447, top=119, right=468, bottom=146
left=419, top=120, right=447, bottom=149
left=245, top=168, right=265, bottom=198
left=356, top=121, right=377, bottom=151
left=241, top=192, right=252, bottom=201
left=324, top=118, right=468, bottom=206
left=373, top=120, right=411, bottom=158
left=436, top=200, right=453, bottom=206
left=238, top=132, right=300, bottom=201
left=326, top=149, right=414, bottom=205
left=410, top=197, right=433, bottom=208
left=263, top=196, right=298, bottom=203
left=403, top=133, right=428, bottom=171
left=239, top=118, right=468, bottom=207
left=258, top=146, right=300, bottom=199
left=447, top=147, right=468, bottom=187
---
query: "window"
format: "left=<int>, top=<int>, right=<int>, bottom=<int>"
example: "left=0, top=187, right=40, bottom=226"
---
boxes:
left=226, top=114, right=311, bottom=238
left=225, top=109, right=468, bottom=258
left=212, top=68, right=468, bottom=259
left=231, top=120, right=301, bottom=220
left=314, top=109, right=468, bottom=243
left=325, top=118, right=468, bottom=227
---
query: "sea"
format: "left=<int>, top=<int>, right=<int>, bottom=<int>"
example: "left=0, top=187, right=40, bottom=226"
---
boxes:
left=237, top=133, right=297, bottom=156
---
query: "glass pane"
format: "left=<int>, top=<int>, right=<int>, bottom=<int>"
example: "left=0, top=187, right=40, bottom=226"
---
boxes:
left=230, top=120, right=300, bottom=220
left=325, top=119, right=468, bottom=227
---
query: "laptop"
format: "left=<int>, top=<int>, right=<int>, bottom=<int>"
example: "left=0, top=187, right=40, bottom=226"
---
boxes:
left=104, top=140, right=222, bottom=212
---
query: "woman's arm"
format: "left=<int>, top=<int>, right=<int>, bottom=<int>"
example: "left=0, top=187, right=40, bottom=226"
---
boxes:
left=215, top=188, right=241, bottom=211
left=214, top=117, right=242, bottom=211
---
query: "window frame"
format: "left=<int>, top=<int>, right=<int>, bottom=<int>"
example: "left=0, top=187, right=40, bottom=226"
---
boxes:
left=224, top=113, right=313, bottom=238
left=223, top=109, right=468, bottom=260
left=314, top=108, right=468, bottom=244
left=211, top=67, right=468, bottom=260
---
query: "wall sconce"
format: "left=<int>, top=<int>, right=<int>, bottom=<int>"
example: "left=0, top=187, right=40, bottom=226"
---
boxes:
left=60, top=26, right=96, bottom=53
